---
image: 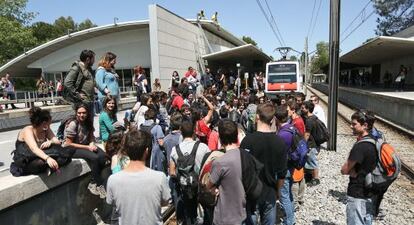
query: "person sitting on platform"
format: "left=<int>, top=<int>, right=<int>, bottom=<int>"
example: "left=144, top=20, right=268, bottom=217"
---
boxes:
left=10, top=107, right=73, bottom=176
left=63, top=103, right=107, bottom=198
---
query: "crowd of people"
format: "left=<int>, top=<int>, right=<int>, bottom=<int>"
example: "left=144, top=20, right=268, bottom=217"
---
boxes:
left=8, top=49, right=396, bottom=225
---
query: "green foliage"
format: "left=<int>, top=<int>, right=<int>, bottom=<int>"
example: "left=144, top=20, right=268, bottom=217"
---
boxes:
left=13, top=77, right=36, bottom=91
left=0, top=16, right=37, bottom=65
left=372, top=0, right=414, bottom=36
left=78, top=19, right=97, bottom=31
left=289, top=55, right=298, bottom=61
left=242, top=35, right=258, bottom=46
left=0, top=0, right=36, bottom=24
left=54, top=16, right=76, bottom=36
left=310, top=41, right=329, bottom=74
left=30, top=21, right=59, bottom=43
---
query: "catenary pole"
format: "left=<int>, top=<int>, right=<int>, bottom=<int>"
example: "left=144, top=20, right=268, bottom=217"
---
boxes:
left=328, top=0, right=340, bottom=151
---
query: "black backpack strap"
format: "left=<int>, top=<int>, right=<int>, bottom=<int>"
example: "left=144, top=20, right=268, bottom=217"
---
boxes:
left=176, top=144, right=184, bottom=158
left=190, top=141, right=200, bottom=158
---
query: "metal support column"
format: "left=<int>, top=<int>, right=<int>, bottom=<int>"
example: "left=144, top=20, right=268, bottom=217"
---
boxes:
left=327, top=0, right=341, bottom=151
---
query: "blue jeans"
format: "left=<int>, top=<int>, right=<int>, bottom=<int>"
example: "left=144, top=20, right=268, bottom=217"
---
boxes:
left=305, top=147, right=319, bottom=170
left=280, top=170, right=295, bottom=225
left=246, top=199, right=276, bottom=225
left=346, top=196, right=373, bottom=225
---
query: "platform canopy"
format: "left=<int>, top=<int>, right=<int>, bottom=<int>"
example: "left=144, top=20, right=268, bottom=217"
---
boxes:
left=341, top=36, right=414, bottom=65
left=202, top=44, right=271, bottom=62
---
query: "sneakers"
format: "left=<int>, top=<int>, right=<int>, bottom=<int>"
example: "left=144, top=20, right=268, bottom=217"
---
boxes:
left=88, top=183, right=106, bottom=199
left=308, top=178, right=320, bottom=187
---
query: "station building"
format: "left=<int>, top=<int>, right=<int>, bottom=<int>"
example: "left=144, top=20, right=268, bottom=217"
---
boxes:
left=339, top=25, right=414, bottom=86
left=0, top=5, right=270, bottom=92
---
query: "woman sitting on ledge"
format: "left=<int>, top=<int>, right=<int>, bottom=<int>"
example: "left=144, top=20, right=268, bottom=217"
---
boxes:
left=63, top=103, right=107, bottom=199
left=10, top=107, right=73, bottom=176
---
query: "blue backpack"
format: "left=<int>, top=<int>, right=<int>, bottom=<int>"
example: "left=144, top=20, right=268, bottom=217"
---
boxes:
left=279, top=125, right=308, bottom=169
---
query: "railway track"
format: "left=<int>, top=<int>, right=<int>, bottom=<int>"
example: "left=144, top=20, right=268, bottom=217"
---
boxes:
left=307, top=85, right=414, bottom=182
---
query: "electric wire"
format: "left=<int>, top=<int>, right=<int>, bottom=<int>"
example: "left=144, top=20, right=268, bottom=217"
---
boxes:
left=341, top=0, right=371, bottom=36
left=307, top=0, right=317, bottom=38
left=341, top=10, right=375, bottom=43
left=255, top=0, right=284, bottom=47
left=263, top=0, right=286, bottom=46
left=309, top=0, right=323, bottom=42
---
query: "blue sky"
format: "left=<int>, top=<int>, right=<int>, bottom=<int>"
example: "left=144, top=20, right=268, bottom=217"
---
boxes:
left=26, top=0, right=378, bottom=58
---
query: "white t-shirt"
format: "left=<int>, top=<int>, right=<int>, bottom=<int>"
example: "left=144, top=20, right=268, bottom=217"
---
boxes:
left=134, top=105, right=148, bottom=128
left=170, top=139, right=210, bottom=174
left=313, top=104, right=327, bottom=126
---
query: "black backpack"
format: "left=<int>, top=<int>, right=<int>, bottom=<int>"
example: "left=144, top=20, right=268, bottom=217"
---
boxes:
left=310, top=116, right=329, bottom=146
left=240, top=148, right=264, bottom=201
left=56, top=114, right=78, bottom=142
left=176, top=141, right=200, bottom=200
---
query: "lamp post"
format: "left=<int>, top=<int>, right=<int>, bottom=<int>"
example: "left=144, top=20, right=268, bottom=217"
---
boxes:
left=67, top=29, right=73, bottom=36
left=114, top=17, right=119, bottom=25
left=236, top=63, right=241, bottom=97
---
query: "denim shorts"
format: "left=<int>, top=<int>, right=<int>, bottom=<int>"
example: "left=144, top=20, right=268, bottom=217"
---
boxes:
left=305, top=147, right=319, bottom=170
left=346, top=196, right=373, bottom=225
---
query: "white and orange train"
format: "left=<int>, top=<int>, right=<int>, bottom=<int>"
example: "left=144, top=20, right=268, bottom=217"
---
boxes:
left=264, top=60, right=304, bottom=97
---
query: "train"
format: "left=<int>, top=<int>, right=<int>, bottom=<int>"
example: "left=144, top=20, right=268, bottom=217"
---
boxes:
left=264, top=60, right=304, bottom=97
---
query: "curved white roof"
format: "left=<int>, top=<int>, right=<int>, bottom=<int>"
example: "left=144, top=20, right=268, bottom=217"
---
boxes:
left=0, top=18, right=246, bottom=77
left=0, top=20, right=149, bottom=77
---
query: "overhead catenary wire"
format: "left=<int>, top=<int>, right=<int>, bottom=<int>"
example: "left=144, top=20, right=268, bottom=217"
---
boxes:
left=255, top=0, right=284, bottom=47
left=341, top=10, right=376, bottom=43
left=309, top=0, right=323, bottom=42
left=263, top=0, right=286, bottom=46
left=341, top=0, right=371, bottom=36
left=307, top=0, right=317, bottom=38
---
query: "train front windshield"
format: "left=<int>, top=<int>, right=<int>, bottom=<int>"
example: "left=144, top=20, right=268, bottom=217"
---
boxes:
left=267, top=64, right=297, bottom=83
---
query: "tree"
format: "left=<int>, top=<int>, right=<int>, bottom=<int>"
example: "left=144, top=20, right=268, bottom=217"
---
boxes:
left=242, top=36, right=258, bottom=46
left=54, top=16, right=76, bottom=36
left=289, top=55, right=298, bottom=61
left=310, top=41, right=329, bottom=74
left=372, top=0, right=414, bottom=36
left=31, top=21, right=59, bottom=43
left=0, top=17, right=37, bottom=65
left=0, top=0, right=36, bottom=24
left=78, top=18, right=97, bottom=31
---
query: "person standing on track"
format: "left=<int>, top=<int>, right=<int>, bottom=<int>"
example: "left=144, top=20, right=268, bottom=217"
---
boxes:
left=341, top=110, right=377, bottom=225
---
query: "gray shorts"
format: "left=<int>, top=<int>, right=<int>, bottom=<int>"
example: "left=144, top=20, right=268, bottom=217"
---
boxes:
left=305, top=147, right=319, bottom=170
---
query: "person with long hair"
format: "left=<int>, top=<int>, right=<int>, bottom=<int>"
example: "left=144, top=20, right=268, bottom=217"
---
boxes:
left=153, top=78, right=161, bottom=92
left=99, top=96, right=119, bottom=145
left=95, top=52, right=120, bottom=108
left=133, top=66, right=147, bottom=102
left=171, top=71, right=180, bottom=88
left=36, top=76, right=49, bottom=106
left=63, top=103, right=107, bottom=198
left=133, top=93, right=152, bottom=128
left=11, top=107, right=73, bottom=176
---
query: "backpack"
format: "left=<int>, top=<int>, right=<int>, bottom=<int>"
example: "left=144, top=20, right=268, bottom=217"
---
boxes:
left=279, top=125, right=309, bottom=169
left=240, top=148, right=264, bottom=201
left=62, top=62, right=85, bottom=104
left=310, top=115, right=329, bottom=146
left=246, top=105, right=257, bottom=133
left=56, top=115, right=78, bottom=141
left=139, top=123, right=156, bottom=138
left=358, top=136, right=401, bottom=192
left=176, top=141, right=200, bottom=199
left=198, top=149, right=225, bottom=207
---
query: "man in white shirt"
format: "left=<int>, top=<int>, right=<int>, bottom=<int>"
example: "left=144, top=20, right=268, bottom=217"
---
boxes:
left=311, top=95, right=327, bottom=126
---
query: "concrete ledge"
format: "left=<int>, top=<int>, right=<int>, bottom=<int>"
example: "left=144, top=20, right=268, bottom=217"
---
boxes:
left=0, top=97, right=136, bottom=131
left=312, top=83, right=414, bottom=132
left=0, top=159, right=91, bottom=211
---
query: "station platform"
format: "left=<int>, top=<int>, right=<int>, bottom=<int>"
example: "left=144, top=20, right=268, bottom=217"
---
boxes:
left=311, top=83, right=414, bottom=134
